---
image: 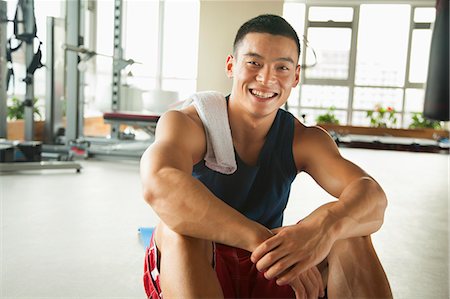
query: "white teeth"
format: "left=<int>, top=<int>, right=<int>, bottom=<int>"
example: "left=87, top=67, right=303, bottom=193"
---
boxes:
left=251, top=89, right=275, bottom=98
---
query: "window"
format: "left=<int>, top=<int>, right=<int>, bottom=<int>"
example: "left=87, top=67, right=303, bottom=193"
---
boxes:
left=284, top=2, right=436, bottom=128
left=91, top=0, right=200, bottom=115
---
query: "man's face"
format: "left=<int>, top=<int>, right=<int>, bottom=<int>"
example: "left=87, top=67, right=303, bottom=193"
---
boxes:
left=226, top=32, right=300, bottom=118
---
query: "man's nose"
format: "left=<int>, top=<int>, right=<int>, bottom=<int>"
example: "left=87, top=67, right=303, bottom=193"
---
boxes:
left=256, top=66, right=276, bottom=85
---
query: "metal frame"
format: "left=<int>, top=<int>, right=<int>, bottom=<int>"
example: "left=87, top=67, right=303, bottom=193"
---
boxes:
left=45, top=16, right=65, bottom=144
left=0, top=0, right=81, bottom=173
left=292, top=2, right=435, bottom=127
left=0, top=0, right=7, bottom=139
left=0, top=161, right=81, bottom=172
left=110, top=0, right=124, bottom=139
left=65, top=0, right=82, bottom=143
left=23, top=0, right=35, bottom=141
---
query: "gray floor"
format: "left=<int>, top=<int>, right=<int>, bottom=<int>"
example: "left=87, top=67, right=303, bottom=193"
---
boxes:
left=1, top=148, right=449, bottom=298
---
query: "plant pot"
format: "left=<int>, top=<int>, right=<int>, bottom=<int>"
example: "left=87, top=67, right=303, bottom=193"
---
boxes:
left=317, top=123, right=449, bottom=140
left=6, top=120, right=45, bottom=141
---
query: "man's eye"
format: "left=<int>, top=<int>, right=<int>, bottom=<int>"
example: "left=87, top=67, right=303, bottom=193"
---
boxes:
left=248, top=61, right=260, bottom=66
left=279, top=66, right=289, bottom=71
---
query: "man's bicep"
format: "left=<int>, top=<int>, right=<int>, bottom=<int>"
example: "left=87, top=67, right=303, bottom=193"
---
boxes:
left=300, top=127, right=368, bottom=198
left=141, top=110, right=205, bottom=176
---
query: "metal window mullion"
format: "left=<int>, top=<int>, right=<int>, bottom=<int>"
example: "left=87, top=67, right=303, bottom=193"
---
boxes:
left=298, top=4, right=311, bottom=114
left=347, top=5, right=359, bottom=125
left=405, top=82, right=425, bottom=89
left=308, top=21, right=353, bottom=28
left=303, top=78, right=351, bottom=86
left=156, top=0, right=165, bottom=90
left=413, top=22, right=431, bottom=29
left=402, top=5, right=415, bottom=128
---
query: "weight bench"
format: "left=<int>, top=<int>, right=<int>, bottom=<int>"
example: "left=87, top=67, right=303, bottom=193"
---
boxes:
left=103, top=112, right=161, bottom=137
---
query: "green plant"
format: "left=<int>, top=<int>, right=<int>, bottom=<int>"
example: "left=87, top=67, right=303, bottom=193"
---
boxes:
left=366, top=105, right=397, bottom=128
left=408, top=112, right=442, bottom=129
left=7, top=96, right=42, bottom=121
left=316, top=107, right=340, bottom=124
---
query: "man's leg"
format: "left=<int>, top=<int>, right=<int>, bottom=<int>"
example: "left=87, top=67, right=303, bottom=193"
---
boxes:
left=326, top=235, right=393, bottom=299
left=154, top=222, right=224, bottom=298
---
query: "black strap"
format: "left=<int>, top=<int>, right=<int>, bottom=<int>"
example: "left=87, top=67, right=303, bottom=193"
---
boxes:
left=13, top=0, right=37, bottom=42
left=7, top=0, right=44, bottom=89
left=26, top=40, right=44, bottom=75
left=5, top=38, right=21, bottom=92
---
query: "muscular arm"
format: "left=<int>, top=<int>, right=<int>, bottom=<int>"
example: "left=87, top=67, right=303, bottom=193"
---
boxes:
left=251, top=123, right=387, bottom=285
left=300, top=125, right=387, bottom=240
left=140, top=110, right=272, bottom=251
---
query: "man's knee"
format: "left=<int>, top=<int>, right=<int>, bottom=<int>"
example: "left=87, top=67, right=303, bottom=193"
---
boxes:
left=155, top=222, right=213, bottom=264
left=327, top=236, right=392, bottom=298
left=329, top=235, right=373, bottom=258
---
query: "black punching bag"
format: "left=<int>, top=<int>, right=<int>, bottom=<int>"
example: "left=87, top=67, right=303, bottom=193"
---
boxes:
left=423, top=0, right=449, bottom=121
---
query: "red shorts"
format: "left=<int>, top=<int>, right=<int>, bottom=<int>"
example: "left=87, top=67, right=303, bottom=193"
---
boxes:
left=143, top=232, right=295, bottom=298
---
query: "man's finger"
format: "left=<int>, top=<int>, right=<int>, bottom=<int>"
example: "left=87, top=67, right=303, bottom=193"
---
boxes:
left=275, top=260, right=312, bottom=286
left=300, top=271, right=316, bottom=299
left=311, top=266, right=325, bottom=298
left=261, top=254, right=295, bottom=279
left=290, top=278, right=306, bottom=299
left=251, top=235, right=282, bottom=263
left=271, top=227, right=283, bottom=234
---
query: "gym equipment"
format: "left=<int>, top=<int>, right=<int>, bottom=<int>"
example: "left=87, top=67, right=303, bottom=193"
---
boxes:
left=138, top=227, right=154, bottom=248
left=0, top=0, right=81, bottom=173
left=423, top=0, right=449, bottom=121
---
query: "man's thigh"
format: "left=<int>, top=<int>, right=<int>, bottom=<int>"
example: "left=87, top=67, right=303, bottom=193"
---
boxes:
left=149, top=222, right=223, bottom=298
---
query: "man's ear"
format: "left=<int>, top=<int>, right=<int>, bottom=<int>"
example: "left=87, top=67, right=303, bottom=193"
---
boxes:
left=225, top=55, right=234, bottom=78
left=292, top=64, right=301, bottom=87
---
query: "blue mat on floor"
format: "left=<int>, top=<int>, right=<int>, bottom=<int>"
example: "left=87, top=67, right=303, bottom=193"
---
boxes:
left=138, top=227, right=154, bottom=248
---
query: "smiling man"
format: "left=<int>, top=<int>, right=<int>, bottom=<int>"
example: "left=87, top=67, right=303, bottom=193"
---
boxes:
left=140, top=14, right=392, bottom=299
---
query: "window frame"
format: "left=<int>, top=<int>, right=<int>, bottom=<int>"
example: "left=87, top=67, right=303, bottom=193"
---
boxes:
left=287, top=0, right=435, bottom=128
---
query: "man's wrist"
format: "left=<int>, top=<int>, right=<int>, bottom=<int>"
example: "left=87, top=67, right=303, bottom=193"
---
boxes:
left=243, top=221, right=273, bottom=252
left=323, top=202, right=349, bottom=243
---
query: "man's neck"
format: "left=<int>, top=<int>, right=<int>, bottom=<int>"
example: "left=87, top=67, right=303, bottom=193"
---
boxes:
left=227, top=97, right=277, bottom=145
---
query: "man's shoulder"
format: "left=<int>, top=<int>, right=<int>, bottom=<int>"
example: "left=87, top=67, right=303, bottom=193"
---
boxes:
left=155, top=108, right=207, bottom=163
left=158, top=106, right=204, bottom=133
left=293, top=118, right=331, bottom=142
left=293, top=119, right=339, bottom=166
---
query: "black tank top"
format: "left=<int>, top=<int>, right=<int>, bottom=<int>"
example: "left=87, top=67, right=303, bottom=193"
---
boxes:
left=192, top=108, right=297, bottom=229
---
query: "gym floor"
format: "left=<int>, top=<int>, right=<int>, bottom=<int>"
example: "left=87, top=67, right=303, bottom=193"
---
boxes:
left=1, top=148, right=448, bottom=298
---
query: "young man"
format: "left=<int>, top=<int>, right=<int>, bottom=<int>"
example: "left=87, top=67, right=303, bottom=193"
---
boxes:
left=140, top=14, right=392, bottom=299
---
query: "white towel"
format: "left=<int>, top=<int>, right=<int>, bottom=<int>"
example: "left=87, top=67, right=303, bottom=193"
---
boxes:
left=186, top=91, right=237, bottom=175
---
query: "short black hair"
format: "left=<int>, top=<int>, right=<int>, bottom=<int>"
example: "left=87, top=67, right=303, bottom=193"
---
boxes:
left=233, top=14, right=301, bottom=59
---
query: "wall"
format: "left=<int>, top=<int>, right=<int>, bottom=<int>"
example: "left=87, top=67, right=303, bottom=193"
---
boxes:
left=196, top=1, right=283, bottom=94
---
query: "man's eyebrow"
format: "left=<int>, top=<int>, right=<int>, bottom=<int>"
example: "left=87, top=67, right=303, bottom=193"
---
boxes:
left=243, top=52, right=295, bottom=65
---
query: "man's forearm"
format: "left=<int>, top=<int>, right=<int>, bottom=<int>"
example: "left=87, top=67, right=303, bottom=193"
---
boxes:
left=326, top=176, right=387, bottom=241
left=143, top=166, right=272, bottom=251
left=306, top=177, right=387, bottom=242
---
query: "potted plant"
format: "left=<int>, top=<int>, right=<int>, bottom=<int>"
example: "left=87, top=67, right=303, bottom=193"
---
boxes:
left=408, top=112, right=442, bottom=130
left=317, top=104, right=449, bottom=142
left=7, top=96, right=44, bottom=140
left=366, top=105, right=397, bottom=128
left=315, top=106, right=340, bottom=125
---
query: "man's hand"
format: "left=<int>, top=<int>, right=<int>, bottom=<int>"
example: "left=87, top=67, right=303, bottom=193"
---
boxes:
left=250, top=220, right=334, bottom=286
left=289, top=266, right=325, bottom=299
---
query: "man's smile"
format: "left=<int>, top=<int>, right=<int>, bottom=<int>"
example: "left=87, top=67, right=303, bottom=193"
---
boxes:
left=249, top=88, right=279, bottom=99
